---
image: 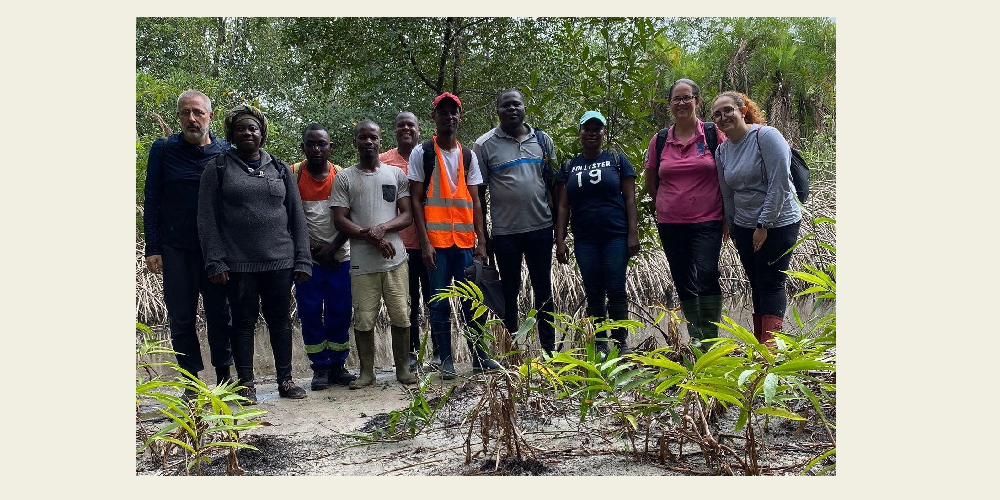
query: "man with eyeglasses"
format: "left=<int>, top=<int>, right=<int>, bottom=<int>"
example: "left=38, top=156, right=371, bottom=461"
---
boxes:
left=289, top=123, right=357, bottom=391
left=143, top=89, right=233, bottom=389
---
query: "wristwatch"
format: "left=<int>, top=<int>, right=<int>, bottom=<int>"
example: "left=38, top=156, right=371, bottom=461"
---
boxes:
left=756, top=222, right=765, bottom=229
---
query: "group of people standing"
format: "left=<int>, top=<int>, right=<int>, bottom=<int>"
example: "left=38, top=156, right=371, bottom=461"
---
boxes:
left=143, top=80, right=802, bottom=405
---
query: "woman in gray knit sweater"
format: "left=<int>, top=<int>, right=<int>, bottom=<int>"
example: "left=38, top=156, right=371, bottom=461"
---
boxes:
left=711, top=92, right=802, bottom=348
left=197, top=104, right=312, bottom=403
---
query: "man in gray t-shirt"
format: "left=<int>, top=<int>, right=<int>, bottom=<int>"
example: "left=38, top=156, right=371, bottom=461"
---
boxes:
left=474, top=88, right=558, bottom=355
left=331, top=120, right=417, bottom=388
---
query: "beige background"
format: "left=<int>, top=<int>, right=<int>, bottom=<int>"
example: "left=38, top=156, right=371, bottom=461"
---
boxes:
left=3, top=1, right=986, bottom=494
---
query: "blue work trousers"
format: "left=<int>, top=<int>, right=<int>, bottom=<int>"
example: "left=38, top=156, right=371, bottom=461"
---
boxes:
left=294, top=261, right=352, bottom=370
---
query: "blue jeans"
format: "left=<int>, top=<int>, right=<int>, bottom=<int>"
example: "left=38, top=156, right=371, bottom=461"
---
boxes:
left=227, top=268, right=296, bottom=384
left=492, top=226, right=555, bottom=350
left=294, top=261, right=352, bottom=370
left=427, top=246, right=483, bottom=338
left=731, top=221, right=800, bottom=317
left=161, top=244, right=232, bottom=375
left=657, top=221, right=723, bottom=302
left=575, top=236, right=629, bottom=328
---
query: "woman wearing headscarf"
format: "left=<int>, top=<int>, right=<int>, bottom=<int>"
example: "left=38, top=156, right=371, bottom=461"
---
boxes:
left=197, top=103, right=312, bottom=403
left=555, top=111, right=640, bottom=355
left=644, top=78, right=727, bottom=351
left=711, top=91, right=802, bottom=346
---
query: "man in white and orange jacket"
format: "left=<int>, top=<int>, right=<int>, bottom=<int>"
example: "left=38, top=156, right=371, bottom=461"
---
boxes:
left=407, top=92, right=501, bottom=379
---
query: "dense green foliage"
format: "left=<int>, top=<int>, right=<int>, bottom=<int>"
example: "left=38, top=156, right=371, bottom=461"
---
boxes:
left=136, top=17, right=836, bottom=206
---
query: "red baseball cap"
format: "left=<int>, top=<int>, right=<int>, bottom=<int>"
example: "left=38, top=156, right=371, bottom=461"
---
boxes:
left=432, top=92, right=462, bottom=110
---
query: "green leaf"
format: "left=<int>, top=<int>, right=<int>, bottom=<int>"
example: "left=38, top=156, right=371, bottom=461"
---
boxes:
left=737, top=369, right=757, bottom=389
left=512, top=317, right=536, bottom=344
left=771, top=359, right=836, bottom=375
left=620, top=375, right=657, bottom=394
left=755, top=406, right=805, bottom=420
left=473, top=305, right=488, bottom=320
left=692, top=343, right=736, bottom=374
left=734, top=407, right=749, bottom=431
left=652, top=374, right=685, bottom=393
left=800, top=447, right=836, bottom=476
left=632, top=356, right=687, bottom=373
left=678, top=383, right=743, bottom=407
left=763, top=372, right=778, bottom=404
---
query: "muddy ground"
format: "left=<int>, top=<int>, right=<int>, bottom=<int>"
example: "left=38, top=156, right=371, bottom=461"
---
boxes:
left=136, top=313, right=836, bottom=476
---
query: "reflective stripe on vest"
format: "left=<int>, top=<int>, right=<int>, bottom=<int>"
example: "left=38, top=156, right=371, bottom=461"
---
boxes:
left=425, top=138, right=475, bottom=249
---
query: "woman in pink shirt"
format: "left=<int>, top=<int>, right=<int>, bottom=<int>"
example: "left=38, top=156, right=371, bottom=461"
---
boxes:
left=644, top=79, right=726, bottom=351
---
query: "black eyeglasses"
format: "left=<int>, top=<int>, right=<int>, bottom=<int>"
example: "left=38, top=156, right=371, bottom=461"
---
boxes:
left=303, top=141, right=330, bottom=149
left=670, top=95, right=696, bottom=104
left=711, top=106, right=738, bottom=121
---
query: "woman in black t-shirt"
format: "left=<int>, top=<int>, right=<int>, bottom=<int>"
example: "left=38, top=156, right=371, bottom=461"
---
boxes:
left=554, top=111, right=639, bottom=355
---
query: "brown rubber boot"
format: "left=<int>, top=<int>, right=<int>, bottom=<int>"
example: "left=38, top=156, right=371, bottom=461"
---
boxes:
left=760, top=314, right=782, bottom=348
left=391, top=326, right=418, bottom=385
left=349, top=330, right=376, bottom=390
left=752, top=313, right=764, bottom=343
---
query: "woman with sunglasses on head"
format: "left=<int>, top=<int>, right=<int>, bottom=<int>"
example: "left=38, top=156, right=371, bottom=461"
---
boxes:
left=710, top=91, right=801, bottom=346
left=644, top=79, right=726, bottom=351
left=555, top=111, right=640, bottom=356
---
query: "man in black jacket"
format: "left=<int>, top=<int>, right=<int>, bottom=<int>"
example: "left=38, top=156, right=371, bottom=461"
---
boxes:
left=143, top=89, right=233, bottom=386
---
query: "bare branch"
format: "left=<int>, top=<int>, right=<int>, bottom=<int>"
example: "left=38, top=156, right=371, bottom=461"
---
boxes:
left=397, top=34, right=437, bottom=93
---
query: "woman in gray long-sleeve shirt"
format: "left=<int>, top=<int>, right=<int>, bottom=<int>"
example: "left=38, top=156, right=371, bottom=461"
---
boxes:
left=197, top=104, right=312, bottom=403
left=711, top=91, right=802, bottom=347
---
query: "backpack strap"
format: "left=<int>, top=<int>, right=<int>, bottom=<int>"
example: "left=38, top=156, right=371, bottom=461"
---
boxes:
left=704, top=122, right=719, bottom=156
left=534, top=128, right=560, bottom=211
left=214, top=151, right=227, bottom=188
left=461, top=145, right=472, bottom=175
left=275, top=158, right=286, bottom=178
left=534, top=128, right=553, bottom=170
left=421, top=139, right=436, bottom=196
left=654, top=128, right=669, bottom=167
left=291, top=161, right=303, bottom=181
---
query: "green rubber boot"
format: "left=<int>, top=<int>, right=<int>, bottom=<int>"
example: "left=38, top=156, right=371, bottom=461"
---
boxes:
left=698, top=295, right=724, bottom=350
left=348, top=330, right=376, bottom=390
left=679, top=298, right=703, bottom=346
left=391, top=326, right=418, bottom=385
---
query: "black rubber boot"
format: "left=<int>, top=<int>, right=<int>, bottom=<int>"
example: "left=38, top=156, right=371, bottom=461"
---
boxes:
left=468, top=337, right=501, bottom=373
left=610, top=328, right=632, bottom=355
left=433, top=323, right=456, bottom=380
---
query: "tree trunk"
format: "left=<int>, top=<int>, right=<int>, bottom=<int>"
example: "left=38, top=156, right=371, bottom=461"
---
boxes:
left=213, top=17, right=226, bottom=79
